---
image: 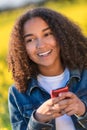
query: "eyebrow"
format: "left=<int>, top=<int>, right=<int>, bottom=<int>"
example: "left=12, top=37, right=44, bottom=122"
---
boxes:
left=23, top=27, right=50, bottom=38
left=42, top=27, right=50, bottom=32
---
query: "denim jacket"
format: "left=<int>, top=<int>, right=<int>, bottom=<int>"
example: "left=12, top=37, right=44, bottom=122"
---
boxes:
left=8, top=69, right=87, bottom=130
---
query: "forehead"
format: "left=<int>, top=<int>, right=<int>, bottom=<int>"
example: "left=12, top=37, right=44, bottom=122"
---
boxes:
left=24, top=17, right=48, bottom=25
left=23, top=17, right=49, bottom=33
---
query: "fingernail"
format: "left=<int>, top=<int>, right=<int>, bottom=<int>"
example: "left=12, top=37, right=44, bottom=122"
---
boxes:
left=59, top=93, right=62, bottom=97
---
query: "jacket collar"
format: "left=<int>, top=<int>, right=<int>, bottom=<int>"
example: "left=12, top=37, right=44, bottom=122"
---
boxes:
left=70, top=69, right=81, bottom=81
left=26, top=78, right=40, bottom=96
left=26, top=69, right=81, bottom=95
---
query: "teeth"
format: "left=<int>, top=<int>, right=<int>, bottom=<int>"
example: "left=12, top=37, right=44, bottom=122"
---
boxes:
left=38, top=50, right=51, bottom=56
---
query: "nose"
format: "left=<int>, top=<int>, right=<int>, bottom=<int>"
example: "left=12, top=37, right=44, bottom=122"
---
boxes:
left=36, top=38, right=45, bottom=49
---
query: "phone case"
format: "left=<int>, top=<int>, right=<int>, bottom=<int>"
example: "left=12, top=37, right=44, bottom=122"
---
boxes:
left=51, top=86, right=68, bottom=98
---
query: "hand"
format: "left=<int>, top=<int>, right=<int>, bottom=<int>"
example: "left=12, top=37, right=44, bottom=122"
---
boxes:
left=35, top=97, right=64, bottom=123
left=58, top=92, right=86, bottom=116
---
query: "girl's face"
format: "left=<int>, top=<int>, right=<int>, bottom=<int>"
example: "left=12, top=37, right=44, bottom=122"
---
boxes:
left=23, top=17, right=61, bottom=71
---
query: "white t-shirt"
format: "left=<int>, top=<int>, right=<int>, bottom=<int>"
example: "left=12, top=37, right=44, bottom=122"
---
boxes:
left=37, top=68, right=76, bottom=130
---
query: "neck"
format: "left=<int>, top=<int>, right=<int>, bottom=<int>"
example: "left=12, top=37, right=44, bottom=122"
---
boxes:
left=38, top=63, right=64, bottom=76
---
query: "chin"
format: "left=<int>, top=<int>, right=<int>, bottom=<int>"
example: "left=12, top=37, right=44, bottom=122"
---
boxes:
left=40, top=62, right=55, bottom=67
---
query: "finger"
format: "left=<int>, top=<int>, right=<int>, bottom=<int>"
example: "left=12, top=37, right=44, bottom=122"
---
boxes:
left=59, top=92, right=76, bottom=99
left=51, top=103, right=61, bottom=113
left=45, top=99, right=56, bottom=107
left=46, top=106, right=62, bottom=119
left=63, top=104, right=76, bottom=115
left=51, top=111, right=63, bottom=119
left=48, top=97, right=62, bottom=107
left=66, top=110, right=75, bottom=116
left=58, top=98, right=72, bottom=109
left=59, top=99, right=69, bottom=105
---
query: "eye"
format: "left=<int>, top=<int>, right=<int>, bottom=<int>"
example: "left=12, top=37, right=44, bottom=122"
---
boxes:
left=25, top=38, right=35, bottom=44
left=26, top=39, right=33, bottom=43
left=44, top=32, right=53, bottom=37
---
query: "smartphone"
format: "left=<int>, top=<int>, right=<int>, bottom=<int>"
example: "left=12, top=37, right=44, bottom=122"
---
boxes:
left=51, top=86, right=68, bottom=98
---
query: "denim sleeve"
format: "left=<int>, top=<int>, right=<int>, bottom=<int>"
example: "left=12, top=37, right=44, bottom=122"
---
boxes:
left=28, top=110, right=53, bottom=130
left=8, top=88, right=28, bottom=130
left=77, top=112, right=87, bottom=129
left=75, top=100, right=87, bottom=129
left=8, top=87, right=53, bottom=130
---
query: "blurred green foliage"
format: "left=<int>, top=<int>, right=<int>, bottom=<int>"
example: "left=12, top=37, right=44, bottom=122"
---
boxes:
left=0, top=1, right=87, bottom=129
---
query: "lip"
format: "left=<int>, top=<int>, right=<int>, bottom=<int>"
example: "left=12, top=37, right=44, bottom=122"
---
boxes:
left=37, top=50, right=52, bottom=57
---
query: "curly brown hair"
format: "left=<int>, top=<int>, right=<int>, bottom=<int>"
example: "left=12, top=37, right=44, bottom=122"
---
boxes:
left=7, top=7, right=87, bottom=92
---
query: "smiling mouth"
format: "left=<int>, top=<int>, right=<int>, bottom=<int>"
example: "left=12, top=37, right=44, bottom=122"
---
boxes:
left=38, top=50, right=52, bottom=57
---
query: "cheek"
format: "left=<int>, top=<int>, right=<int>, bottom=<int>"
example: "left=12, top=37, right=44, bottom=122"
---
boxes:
left=25, top=45, right=36, bottom=58
left=57, top=47, right=60, bottom=55
left=55, top=44, right=60, bottom=56
left=50, top=39, right=58, bottom=49
left=53, top=41, right=60, bottom=49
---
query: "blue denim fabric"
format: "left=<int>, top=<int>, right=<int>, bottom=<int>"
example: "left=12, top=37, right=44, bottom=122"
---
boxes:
left=8, top=69, right=87, bottom=130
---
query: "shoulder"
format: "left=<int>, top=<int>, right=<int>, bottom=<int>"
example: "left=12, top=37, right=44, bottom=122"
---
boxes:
left=81, top=69, right=87, bottom=75
left=69, top=69, right=87, bottom=79
left=8, top=82, right=34, bottom=105
left=8, top=78, right=38, bottom=104
left=78, top=69, right=87, bottom=89
left=80, top=69, right=87, bottom=82
left=8, top=85, right=20, bottom=97
left=8, top=85, right=22, bottom=105
left=8, top=84, right=27, bottom=104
